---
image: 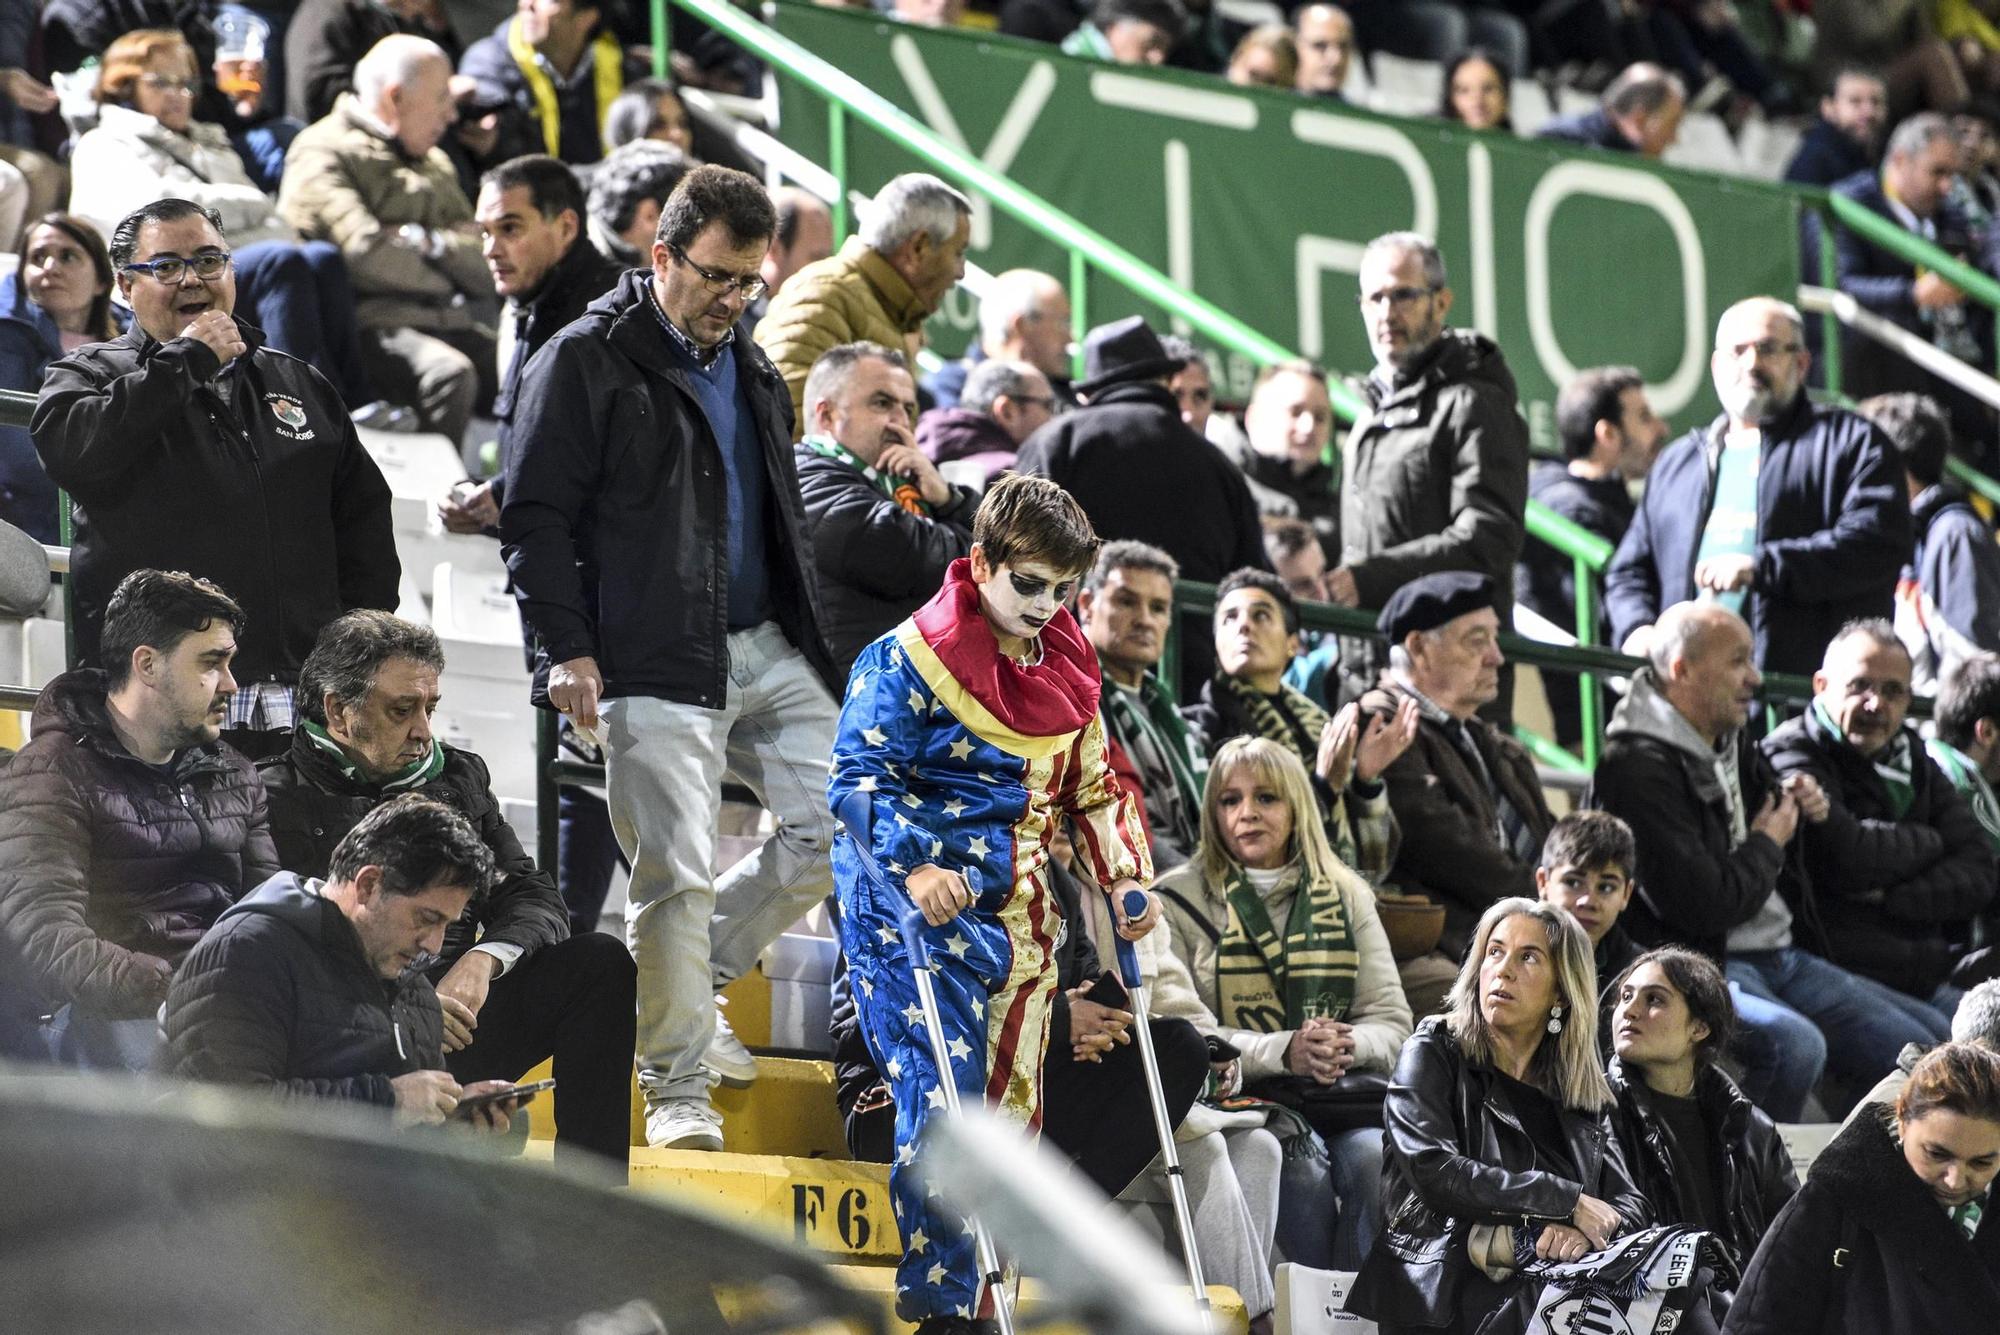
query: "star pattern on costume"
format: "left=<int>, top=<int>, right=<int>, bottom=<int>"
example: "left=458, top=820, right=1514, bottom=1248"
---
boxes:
left=876, top=925, right=898, bottom=944
left=946, top=934, right=972, bottom=958
left=888, top=860, right=905, bottom=875
left=977, top=772, right=998, bottom=785
left=928, top=1263, right=947, bottom=1286
left=889, top=646, right=903, bottom=668
left=909, top=1228, right=929, bottom=1253
left=948, top=737, right=975, bottom=761
left=903, top=1002, right=927, bottom=1028
left=856, top=775, right=877, bottom=792
left=907, top=688, right=927, bottom=716
left=970, top=996, right=986, bottom=1020
left=896, top=1142, right=916, bottom=1166
left=930, top=838, right=943, bottom=857
left=947, top=1034, right=972, bottom=1063
left=902, top=793, right=923, bottom=809
left=886, top=1056, right=902, bottom=1079
left=925, top=1084, right=947, bottom=1110
left=862, top=726, right=887, bottom=747
left=942, top=798, right=966, bottom=818
left=967, top=836, right=990, bottom=857
left=857, top=976, right=874, bottom=998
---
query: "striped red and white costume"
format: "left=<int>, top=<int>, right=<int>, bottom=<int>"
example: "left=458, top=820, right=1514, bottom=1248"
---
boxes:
left=829, top=559, right=1149, bottom=1323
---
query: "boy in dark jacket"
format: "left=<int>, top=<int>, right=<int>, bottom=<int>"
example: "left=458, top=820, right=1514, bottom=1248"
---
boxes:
left=165, top=794, right=527, bottom=1131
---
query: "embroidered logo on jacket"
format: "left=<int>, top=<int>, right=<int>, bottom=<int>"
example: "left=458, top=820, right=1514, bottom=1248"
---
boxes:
left=265, top=393, right=314, bottom=440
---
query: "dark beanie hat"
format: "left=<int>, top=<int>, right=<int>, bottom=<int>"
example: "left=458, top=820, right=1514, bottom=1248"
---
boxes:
left=1376, top=571, right=1496, bottom=644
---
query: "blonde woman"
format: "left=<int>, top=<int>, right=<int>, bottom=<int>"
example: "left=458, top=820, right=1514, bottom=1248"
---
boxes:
left=1154, top=736, right=1412, bottom=1268
left=1346, top=897, right=1649, bottom=1334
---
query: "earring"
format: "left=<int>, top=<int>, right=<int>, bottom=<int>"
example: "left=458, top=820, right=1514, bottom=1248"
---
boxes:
left=1546, top=1003, right=1565, bottom=1036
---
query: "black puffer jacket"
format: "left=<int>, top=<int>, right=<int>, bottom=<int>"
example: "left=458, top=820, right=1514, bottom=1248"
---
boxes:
left=1346, top=1017, right=1651, bottom=1330
left=501, top=269, right=838, bottom=709
left=1606, top=1059, right=1798, bottom=1272
left=793, top=443, right=977, bottom=680
left=163, top=872, right=444, bottom=1106
left=1763, top=709, right=1995, bottom=996
left=257, top=728, right=568, bottom=971
left=1722, top=1111, right=2000, bottom=1335
left=31, top=319, right=400, bottom=685
left=0, top=669, right=279, bottom=1019
left=493, top=236, right=624, bottom=483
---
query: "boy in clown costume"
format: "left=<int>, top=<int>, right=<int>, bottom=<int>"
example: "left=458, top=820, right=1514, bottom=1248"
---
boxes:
left=829, top=474, right=1158, bottom=1334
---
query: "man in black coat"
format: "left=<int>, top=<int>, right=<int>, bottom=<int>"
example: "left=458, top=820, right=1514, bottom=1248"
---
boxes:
left=457, top=0, right=646, bottom=167
left=439, top=153, right=623, bottom=533
left=0, top=570, right=278, bottom=1068
left=502, top=165, right=839, bottom=1153
left=31, top=199, right=400, bottom=729
left=1781, top=65, right=1887, bottom=189
left=1534, top=62, right=1686, bottom=158
left=1514, top=365, right=1667, bottom=746
left=1827, top=113, right=2000, bottom=440
left=256, top=610, right=637, bottom=1165
left=1015, top=315, right=1267, bottom=692
left=1762, top=621, right=1992, bottom=1010
left=1606, top=295, right=1910, bottom=678
left=793, top=342, right=976, bottom=678
left=165, top=795, right=528, bottom=1132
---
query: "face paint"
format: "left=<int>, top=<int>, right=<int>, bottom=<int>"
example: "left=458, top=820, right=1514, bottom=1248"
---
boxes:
left=985, top=560, right=1078, bottom=645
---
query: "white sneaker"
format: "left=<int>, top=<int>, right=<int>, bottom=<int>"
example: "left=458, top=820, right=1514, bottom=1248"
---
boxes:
left=645, top=1096, right=723, bottom=1151
left=703, top=994, right=759, bottom=1088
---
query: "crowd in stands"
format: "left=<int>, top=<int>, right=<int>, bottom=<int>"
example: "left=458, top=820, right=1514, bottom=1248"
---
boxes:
left=6, top=4, right=2000, bottom=1335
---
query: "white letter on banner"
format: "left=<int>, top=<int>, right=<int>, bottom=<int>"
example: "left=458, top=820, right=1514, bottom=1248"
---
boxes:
left=1289, top=110, right=1439, bottom=357
left=1165, top=139, right=1193, bottom=335
left=1523, top=161, right=1708, bottom=415
left=890, top=35, right=1058, bottom=249
left=1467, top=141, right=1497, bottom=339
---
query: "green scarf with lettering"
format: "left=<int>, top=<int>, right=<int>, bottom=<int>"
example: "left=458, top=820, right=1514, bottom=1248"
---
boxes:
left=302, top=720, right=445, bottom=792
left=801, top=433, right=931, bottom=515
left=1216, top=671, right=1363, bottom=864
left=1814, top=698, right=1914, bottom=818
left=1214, top=861, right=1357, bottom=1033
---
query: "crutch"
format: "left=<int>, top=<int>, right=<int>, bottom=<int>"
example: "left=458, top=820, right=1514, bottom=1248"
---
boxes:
left=1110, top=886, right=1213, bottom=1329
left=834, top=793, right=1018, bottom=1335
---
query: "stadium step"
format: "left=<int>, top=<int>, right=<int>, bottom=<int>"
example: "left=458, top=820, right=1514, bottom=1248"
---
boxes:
left=831, top=1265, right=1251, bottom=1334
left=521, top=1052, right=848, bottom=1157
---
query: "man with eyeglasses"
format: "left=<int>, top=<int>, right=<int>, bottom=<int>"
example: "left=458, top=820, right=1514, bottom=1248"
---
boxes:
left=31, top=198, right=399, bottom=729
left=1607, top=295, right=1910, bottom=677
left=501, top=164, right=842, bottom=1152
left=1331, top=231, right=1528, bottom=712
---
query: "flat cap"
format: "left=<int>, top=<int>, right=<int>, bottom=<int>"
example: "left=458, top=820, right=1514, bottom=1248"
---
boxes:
left=1376, top=571, right=1496, bottom=644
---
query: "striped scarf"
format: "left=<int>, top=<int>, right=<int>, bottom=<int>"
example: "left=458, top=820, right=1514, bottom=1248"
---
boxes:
left=1217, top=672, right=1366, bottom=865
left=1214, top=862, right=1358, bottom=1032
left=506, top=18, right=624, bottom=160
left=801, top=433, right=930, bottom=514
left=302, top=721, right=445, bottom=793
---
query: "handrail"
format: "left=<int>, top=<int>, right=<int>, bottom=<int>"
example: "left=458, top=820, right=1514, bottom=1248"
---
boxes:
left=1798, top=283, right=2000, bottom=509
left=1822, top=191, right=2000, bottom=318
left=0, top=388, right=30, bottom=426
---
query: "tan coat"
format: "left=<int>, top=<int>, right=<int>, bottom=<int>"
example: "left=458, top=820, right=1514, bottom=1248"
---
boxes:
left=1153, top=858, right=1413, bottom=1082
left=753, top=236, right=929, bottom=432
left=276, top=96, right=491, bottom=333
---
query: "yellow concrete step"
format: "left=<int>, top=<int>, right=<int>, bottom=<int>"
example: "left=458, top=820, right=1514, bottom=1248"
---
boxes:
left=831, top=1265, right=1250, bottom=1334
left=629, top=1147, right=900, bottom=1261
left=520, top=1053, right=848, bottom=1157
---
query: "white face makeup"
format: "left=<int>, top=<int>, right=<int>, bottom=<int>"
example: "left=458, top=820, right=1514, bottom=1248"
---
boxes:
left=984, top=559, right=1079, bottom=646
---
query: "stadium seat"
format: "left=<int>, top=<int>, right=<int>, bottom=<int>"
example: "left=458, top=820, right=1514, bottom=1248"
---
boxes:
left=1366, top=54, right=1443, bottom=119
left=1274, top=1264, right=1373, bottom=1332
left=431, top=561, right=537, bottom=803
left=1663, top=111, right=1743, bottom=175
left=1507, top=80, right=1554, bottom=138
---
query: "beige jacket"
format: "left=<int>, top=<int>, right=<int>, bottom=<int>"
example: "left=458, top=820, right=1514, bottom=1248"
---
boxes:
left=1153, top=857, right=1413, bottom=1082
left=753, top=236, right=929, bottom=432
left=276, top=96, right=491, bottom=332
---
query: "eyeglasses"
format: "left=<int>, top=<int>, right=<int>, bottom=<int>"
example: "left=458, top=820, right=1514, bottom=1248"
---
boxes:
left=122, top=252, right=233, bottom=284
left=139, top=74, right=199, bottom=96
left=669, top=243, right=767, bottom=301
left=1357, top=285, right=1438, bottom=310
left=1719, top=339, right=1803, bottom=361
left=1009, top=395, right=1056, bottom=410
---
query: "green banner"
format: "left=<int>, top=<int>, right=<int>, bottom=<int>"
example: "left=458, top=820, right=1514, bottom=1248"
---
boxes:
left=770, top=5, right=1809, bottom=443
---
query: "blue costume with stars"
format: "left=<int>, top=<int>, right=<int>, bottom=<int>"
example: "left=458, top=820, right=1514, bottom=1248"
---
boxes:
left=829, top=559, right=1150, bottom=1322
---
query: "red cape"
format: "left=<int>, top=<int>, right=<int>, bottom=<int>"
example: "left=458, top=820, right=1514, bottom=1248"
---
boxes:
left=911, top=559, right=1102, bottom=739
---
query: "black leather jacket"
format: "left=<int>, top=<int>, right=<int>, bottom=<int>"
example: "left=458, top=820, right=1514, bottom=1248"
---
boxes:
left=1347, top=1017, right=1650, bottom=1329
left=1607, top=1059, right=1797, bottom=1274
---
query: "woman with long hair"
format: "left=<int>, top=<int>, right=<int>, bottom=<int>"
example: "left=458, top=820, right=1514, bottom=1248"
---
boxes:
left=1725, top=1041, right=2000, bottom=1333
left=1154, top=736, right=1413, bottom=1269
left=1439, top=48, right=1512, bottom=132
left=1346, top=897, right=1649, bottom=1333
left=0, top=213, right=121, bottom=541
left=1607, top=947, right=1798, bottom=1277
left=69, top=29, right=375, bottom=410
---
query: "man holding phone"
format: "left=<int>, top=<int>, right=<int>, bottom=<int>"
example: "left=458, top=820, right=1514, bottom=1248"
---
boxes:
left=165, top=795, right=531, bottom=1132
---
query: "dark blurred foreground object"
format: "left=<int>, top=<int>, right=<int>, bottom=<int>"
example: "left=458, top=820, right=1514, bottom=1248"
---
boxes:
left=0, top=1068, right=886, bottom=1335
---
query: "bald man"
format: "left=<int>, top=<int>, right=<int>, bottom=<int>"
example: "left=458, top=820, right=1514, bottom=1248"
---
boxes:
left=1589, top=601, right=1949, bottom=1120
left=1606, top=296, right=1909, bottom=676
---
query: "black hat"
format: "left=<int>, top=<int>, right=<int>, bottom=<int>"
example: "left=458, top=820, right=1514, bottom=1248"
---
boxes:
left=1376, top=571, right=1497, bottom=645
left=1077, top=316, right=1186, bottom=397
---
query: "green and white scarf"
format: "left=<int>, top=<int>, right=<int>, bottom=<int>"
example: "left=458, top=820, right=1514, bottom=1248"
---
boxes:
left=1214, top=861, right=1358, bottom=1033
left=1928, top=737, right=2000, bottom=853
left=801, top=433, right=931, bottom=515
left=1813, top=699, right=1914, bottom=818
left=1102, top=671, right=1207, bottom=845
left=1217, top=671, right=1367, bottom=866
left=302, top=720, right=445, bottom=792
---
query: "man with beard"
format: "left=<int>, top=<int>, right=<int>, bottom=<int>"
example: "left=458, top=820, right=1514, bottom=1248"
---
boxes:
left=1607, top=296, right=1910, bottom=677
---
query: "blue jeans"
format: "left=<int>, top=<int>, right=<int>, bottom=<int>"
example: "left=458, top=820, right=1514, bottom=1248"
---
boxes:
left=1729, top=949, right=1952, bottom=1116
left=1328, top=1126, right=1385, bottom=1271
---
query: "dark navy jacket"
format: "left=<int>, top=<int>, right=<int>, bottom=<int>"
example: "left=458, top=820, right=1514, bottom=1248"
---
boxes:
left=1909, top=483, right=2000, bottom=664
left=1781, top=119, right=1874, bottom=188
left=1534, top=107, right=1634, bottom=153
left=1829, top=170, right=2000, bottom=400
left=1605, top=393, right=1910, bottom=675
